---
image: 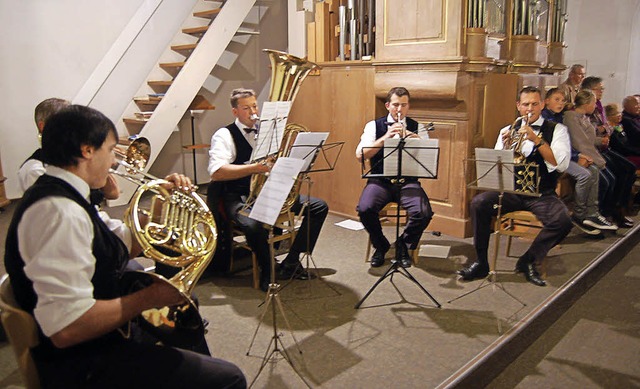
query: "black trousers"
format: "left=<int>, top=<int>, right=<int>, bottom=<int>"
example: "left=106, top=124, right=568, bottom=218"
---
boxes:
left=601, top=149, right=636, bottom=215
left=357, top=179, right=433, bottom=251
left=223, top=193, right=328, bottom=282
left=35, top=331, right=246, bottom=389
left=470, top=191, right=572, bottom=266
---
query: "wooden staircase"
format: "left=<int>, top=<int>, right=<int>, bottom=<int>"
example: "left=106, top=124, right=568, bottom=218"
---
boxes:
left=112, top=0, right=258, bottom=206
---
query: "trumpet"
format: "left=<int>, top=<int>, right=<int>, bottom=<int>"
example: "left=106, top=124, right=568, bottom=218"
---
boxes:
left=505, top=112, right=532, bottom=163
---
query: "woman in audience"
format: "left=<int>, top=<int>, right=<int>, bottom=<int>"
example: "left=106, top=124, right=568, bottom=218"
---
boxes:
left=542, top=88, right=612, bottom=234
left=607, top=103, right=640, bottom=168
left=558, top=89, right=616, bottom=233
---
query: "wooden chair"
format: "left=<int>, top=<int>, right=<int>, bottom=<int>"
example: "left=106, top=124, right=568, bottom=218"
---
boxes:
left=491, top=210, right=543, bottom=273
left=233, top=208, right=304, bottom=289
left=364, top=202, right=420, bottom=264
left=0, top=275, right=41, bottom=389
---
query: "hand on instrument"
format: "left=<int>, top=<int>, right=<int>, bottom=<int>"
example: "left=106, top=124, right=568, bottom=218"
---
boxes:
left=147, top=279, right=187, bottom=307
left=162, top=173, right=193, bottom=192
left=101, top=174, right=120, bottom=200
left=519, top=125, right=538, bottom=142
left=385, top=122, right=404, bottom=139
left=500, top=128, right=512, bottom=146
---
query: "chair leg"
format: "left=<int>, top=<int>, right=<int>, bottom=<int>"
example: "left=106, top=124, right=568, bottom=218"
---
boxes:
left=252, top=253, right=259, bottom=289
left=411, top=247, right=419, bottom=265
left=365, top=237, right=372, bottom=262
left=506, top=236, right=513, bottom=257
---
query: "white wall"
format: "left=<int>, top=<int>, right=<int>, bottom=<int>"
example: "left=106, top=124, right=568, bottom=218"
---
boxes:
left=563, top=0, right=640, bottom=105
left=0, top=0, right=288, bottom=198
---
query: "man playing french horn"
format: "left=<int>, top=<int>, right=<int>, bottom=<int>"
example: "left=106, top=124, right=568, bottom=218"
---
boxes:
left=4, top=105, right=246, bottom=388
left=207, top=88, right=328, bottom=292
left=457, top=86, right=573, bottom=286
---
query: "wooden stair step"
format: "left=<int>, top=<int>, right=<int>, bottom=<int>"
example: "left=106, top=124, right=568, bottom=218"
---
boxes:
left=183, top=144, right=211, bottom=151
left=159, top=61, right=186, bottom=70
left=182, top=25, right=209, bottom=36
left=123, top=118, right=147, bottom=125
left=171, top=43, right=198, bottom=52
left=147, top=80, right=173, bottom=87
left=193, top=8, right=221, bottom=19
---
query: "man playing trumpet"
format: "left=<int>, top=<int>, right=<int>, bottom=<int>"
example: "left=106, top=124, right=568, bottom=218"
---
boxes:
left=458, top=86, right=573, bottom=286
left=356, top=86, right=433, bottom=268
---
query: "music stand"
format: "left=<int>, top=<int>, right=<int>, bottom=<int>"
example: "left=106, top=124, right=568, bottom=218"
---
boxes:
left=354, top=136, right=442, bottom=309
left=278, top=138, right=344, bottom=293
left=447, top=149, right=540, bottom=306
left=244, top=157, right=311, bottom=388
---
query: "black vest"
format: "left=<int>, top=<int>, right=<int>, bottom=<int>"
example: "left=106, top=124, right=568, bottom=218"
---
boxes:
left=22, top=148, right=44, bottom=166
left=221, top=123, right=254, bottom=196
left=4, top=174, right=130, bottom=358
left=369, top=116, right=420, bottom=176
left=517, top=119, right=559, bottom=194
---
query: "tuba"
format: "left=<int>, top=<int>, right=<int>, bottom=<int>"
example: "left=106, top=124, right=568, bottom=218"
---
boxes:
left=245, top=49, right=319, bottom=214
left=114, top=138, right=217, bottom=348
left=504, top=113, right=539, bottom=193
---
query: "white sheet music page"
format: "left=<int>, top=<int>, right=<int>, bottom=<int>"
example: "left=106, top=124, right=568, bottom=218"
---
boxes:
left=252, top=101, right=292, bottom=161
left=289, top=132, right=329, bottom=172
left=475, top=148, right=514, bottom=191
left=249, top=157, right=304, bottom=226
left=383, top=138, right=439, bottom=177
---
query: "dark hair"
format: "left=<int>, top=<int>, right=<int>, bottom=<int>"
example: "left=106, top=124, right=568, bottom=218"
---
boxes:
left=34, top=98, right=70, bottom=125
left=517, top=86, right=542, bottom=101
left=581, top=76, right=603, bottom=91
left=574, top=89, right=595, bottom=108
left=42, top=105, right=117, bottom=168
left=386, top=87, right=410, bottom=103
left=230, top=88, right=256, bottom=108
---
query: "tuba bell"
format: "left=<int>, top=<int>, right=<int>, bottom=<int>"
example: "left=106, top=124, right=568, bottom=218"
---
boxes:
left=116, top=139, right=217, bottom=348
left=245, top=49, right=319, bottom=214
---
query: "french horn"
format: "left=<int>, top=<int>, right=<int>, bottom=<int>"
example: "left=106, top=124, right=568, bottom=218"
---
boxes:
left=115, top=137, right=217, bottom=348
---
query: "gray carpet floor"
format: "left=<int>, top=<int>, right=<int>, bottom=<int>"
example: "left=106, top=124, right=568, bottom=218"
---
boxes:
left=0, top=198, right=638, bottom=388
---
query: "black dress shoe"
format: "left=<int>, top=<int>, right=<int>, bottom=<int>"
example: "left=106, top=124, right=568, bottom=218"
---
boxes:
left=279, top=262, right=311, bottom=280
left=396, top=245, right=412, bottom=268
left=515, top=261, right=546, bottom=286
left=370, top=247, right=388, bottom=267
left=615, top=216, right=634, bottom=228
left=457, top=261, right=489, bottom=281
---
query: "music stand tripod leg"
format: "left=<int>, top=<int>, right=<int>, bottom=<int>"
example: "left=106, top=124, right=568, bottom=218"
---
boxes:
left=246, top=228, right=310, bottom=388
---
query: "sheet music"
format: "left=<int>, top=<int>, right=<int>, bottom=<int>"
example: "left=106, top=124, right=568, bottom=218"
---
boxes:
left=383, top=138, right=439, bottom=178
left=249, top=157, right=304, bottom=226
left=251, top=101, right=292, bottom=161
left=475, top=148, right=514, bottom=191
left=289, top=132, right=330, bottom=172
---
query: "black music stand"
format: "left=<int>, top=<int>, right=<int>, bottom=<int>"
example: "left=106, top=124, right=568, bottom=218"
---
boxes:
left=354, top=136, right=442, bottom=309
left=279, top=140, right=345, bottom=294
left=447, top=152, right=540, bottom=306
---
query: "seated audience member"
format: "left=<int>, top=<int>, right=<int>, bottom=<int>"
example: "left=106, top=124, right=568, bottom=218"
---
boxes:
left=458, top=86, right=572, bottom=286
left=581, top=78, right=636, bottom=227
left=559, top=64, right=586, bottom=109
left=621, top=95, right=640, bottom=145
left=606, top=103, right=640, bottom=168
left=4, top=105, right=246, bottom=388
left=543, top=88, right=613, bottom=234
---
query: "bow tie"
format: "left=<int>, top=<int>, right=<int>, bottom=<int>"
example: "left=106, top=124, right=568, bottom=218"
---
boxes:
left=530, top=125, right=541, bottom=131
left=243, top=127, right=257, bottom=134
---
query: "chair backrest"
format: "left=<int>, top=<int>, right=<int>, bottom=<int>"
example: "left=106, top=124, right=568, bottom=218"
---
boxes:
left=0, top=275, right=41, bottom=389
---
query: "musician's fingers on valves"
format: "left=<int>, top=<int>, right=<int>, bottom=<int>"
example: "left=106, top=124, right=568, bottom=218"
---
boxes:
left=162, top=173, right=193, bottom=191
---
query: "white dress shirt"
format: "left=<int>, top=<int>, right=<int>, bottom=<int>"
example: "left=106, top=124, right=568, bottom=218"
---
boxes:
left=207, top=118, right=257, bottom=177
left=355, top=114, right=428, bottom=156
left=17, top=166, right=132, bottom=337
left=17, top=159, right=46, bottom=195
left=494, top=117, right=571, bottom=173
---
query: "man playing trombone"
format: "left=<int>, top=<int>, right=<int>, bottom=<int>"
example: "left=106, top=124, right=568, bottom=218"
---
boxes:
left=355, top=86, right=434, bottom=268
left=457, top=86, right=573, bottom=286
left=4, top=105, right=246, bottom=388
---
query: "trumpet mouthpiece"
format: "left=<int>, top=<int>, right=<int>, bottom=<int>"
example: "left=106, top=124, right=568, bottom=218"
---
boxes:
left=250, top=114, right=260, bottom=121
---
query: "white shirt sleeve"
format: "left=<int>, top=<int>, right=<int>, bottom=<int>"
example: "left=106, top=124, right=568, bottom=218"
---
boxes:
left=18, top=197, right=97, bottom=337
left=207, top=127, right=236, bottom=177
left=98, top=210, right=132, bottom=251
left=17, top=160, right=46, bottom=194
left=355, top=120, right=378, bottom=157
left=548, top=123, right=571, bottom=173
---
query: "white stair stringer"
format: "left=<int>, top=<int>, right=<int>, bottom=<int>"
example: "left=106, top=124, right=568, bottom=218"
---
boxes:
left=112, top=0, right=257, bottom=206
